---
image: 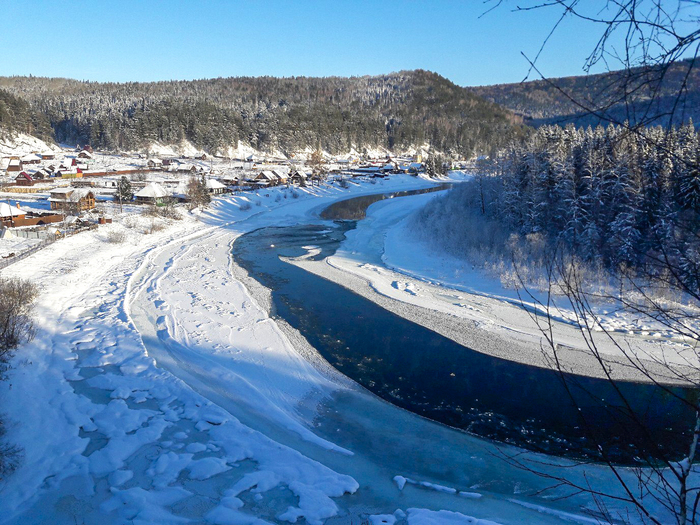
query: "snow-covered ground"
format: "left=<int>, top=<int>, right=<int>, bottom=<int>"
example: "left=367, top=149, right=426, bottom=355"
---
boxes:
left=320, top=189, right=700, bottom=381
left=0, top=174, right=691, bottom=524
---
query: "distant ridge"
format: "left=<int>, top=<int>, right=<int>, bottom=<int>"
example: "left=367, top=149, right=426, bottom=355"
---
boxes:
left=0, top=71, right=527, bottom=157
left=468, top=58, right=700, bottom=129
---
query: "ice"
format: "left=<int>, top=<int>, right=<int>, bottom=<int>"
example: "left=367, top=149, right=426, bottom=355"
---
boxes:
left=407, top=508, right=503, bottom=525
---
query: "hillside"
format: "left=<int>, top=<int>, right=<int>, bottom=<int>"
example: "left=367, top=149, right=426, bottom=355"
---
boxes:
left=469, top=58, right=700, bottom=128
left=0, top=71, right=527, bottom=158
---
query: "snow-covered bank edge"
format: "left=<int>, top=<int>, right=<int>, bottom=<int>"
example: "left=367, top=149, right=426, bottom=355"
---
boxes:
left=319, top=190, right=698, bottom=384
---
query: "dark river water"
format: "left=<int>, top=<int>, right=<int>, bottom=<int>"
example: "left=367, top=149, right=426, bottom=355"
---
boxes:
left=233, top=188, right=697, bottom=463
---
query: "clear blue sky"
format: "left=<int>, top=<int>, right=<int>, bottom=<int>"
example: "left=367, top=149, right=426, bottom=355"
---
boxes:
left=0, top=0, right=659, bottom=86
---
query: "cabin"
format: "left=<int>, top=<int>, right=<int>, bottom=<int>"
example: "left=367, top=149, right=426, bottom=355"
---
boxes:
left=81, top=145, right=93, bottom=154
left=41, top=152, right=55, bottom=160
left=195, top=153, right=207, bottom=161
left=20, top=153, right=42, bottom=165
left=33, top=168, right=51, bottom=180
left=253, top=170, right=279, bottom=186
left=272, top=170, right=288, bottom=185
left=289, top=169, right=308, bottom=186
left=134, top=182, right=169, bottom=205
left=48, top=188, right=96, bottom=213
left=205, top=179, right=227, bottom=195
left=14, top=172, right=34, bottom=186
left=77, top=150, right=94, bottom=160
left=147, top=158, right=163, bottom=169
left=6, top=158, right=22, bottom=173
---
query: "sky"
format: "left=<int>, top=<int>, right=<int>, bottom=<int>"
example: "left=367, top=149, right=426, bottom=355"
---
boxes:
left=0, top=0, right=691, bottom=87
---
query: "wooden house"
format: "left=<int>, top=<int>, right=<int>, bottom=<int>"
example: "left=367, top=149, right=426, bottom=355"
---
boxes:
left=205, top=179, right=227, bottom=194
left=0, top=202, right=26, bottom=222
left=289, top=169, right=308, bottom=186
left=15, top=172, right=34, bottom=186
left=41, top=152, right=55, bottom=160
left=134, top=182, right=169, bottom=205
left=147, top=158, right=163, bottom=169
left=48, top=188, right=96, bottom=213
left=254, top=170, right=279, bottom=186
left=6, top=158, right=22, bottom=173
left=20, top=153, right=42, bottom=165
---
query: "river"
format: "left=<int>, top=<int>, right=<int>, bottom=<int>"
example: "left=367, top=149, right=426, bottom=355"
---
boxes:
left=232, top=187, right=697, bottom=464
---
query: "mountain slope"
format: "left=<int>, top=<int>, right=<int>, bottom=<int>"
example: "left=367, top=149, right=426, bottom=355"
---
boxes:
left=469, top=58, right=700, bottom=128
left=0, top=71, right=528, bottom=157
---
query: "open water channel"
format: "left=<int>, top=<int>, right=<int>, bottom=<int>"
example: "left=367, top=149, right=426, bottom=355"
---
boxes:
left=233, top=187, right=696, bottom=464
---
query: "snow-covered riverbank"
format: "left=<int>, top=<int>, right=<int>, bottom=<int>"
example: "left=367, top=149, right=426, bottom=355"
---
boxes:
left=322, top=190, right=699, bottom=384
left=0, top=175, right=689, bottom=524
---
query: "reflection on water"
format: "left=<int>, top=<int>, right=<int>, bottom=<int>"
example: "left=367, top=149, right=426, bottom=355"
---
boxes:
left=233, top=190, right=697, bottom=463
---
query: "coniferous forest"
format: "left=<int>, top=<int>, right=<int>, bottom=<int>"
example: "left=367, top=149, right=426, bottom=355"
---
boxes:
left=0, top=71, right=527, bottom=157
left=415, top=124, right=700, bottom=295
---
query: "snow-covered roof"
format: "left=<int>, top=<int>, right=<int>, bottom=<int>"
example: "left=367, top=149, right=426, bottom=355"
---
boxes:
left=20, top=153, right=41, bottom=162
left=205, top=179, right=226, bottom=190
left=48, top=188, right=94, bottom=202
left=0, top=203, right=26, bottom=217
left=135, top=182, right=169, bottom=199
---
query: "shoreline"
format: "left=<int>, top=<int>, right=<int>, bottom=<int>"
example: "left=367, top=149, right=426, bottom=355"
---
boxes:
left=283, top=249, right=696, bottom=387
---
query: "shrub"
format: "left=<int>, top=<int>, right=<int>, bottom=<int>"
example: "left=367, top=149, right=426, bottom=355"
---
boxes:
left=0, top=277, right=39, bottom=373
left=106, top=229, right=127, bottom=244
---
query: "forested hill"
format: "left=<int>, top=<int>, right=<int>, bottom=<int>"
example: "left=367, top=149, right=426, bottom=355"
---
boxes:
left=469, top=58, right=700, bottom=129
left=0, top=89, right=54, bottom=143
left=0, top=71, right=527, bottom=157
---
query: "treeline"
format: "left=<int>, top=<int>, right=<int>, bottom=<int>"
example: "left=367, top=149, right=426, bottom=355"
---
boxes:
left=0, top=89, right=53, bottom=143
left=469, top=58, right=700, bottom=129
left=0, top=71, right=527, bottom=157
left=415, top=124, right=700, bottom=292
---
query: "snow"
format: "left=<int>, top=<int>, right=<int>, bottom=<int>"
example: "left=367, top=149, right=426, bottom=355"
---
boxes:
left=316, top=186, right=699, bottom=383
left=0, top=132, right=61, bottom=158
left=0, top=172, right=689, bottom=524
left=134, top=182, right=169, bottom=198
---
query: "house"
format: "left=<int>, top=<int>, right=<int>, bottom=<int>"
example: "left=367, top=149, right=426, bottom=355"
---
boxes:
left=81, top=145, right=93, bottom=154
left=59, top=170, right=82, bottom=179
left=289, top=169, right=308, bottom=185
left=77, top=150, right=93, bottom=160
left=195, top=153, right=207, bottom=161
left=20, top=153, right=42, bottom=164
left=254, top=170, right=279, bottom=186
left=272, top=170, right=288, bottom=185
left=147, top=158, right=163, bottom=169
left=48, top=188, right=96, bottom=213
left=33, top=168, right=51, bottom=180
left=14, top=172, right=34, bottom=186
left=6, top=158, right=22, bottom=173
left=0, top=202, right=26, bottom=222
left=205, top=179, right=227, bottom=194
left=41, top=152, right=55, bottom=160
left=134, top=182, right=169, bottom=205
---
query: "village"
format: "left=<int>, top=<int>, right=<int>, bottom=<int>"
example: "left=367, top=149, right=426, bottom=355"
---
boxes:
left=0, top=143, right=459, bottom=264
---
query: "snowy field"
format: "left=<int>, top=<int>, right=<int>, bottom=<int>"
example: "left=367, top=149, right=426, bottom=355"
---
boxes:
left=0, top=174, right=692, bottom=524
